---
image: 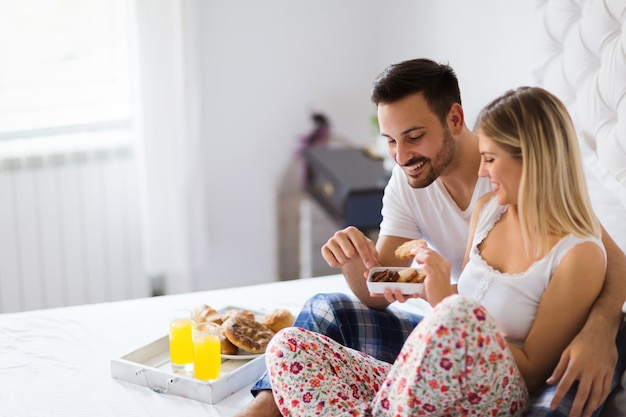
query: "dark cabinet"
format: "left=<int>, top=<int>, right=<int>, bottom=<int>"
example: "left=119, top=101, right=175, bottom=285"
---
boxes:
left=303, top=147, right=388, bottom=231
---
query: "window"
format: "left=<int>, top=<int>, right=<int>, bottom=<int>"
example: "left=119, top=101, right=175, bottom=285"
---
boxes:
left=0, top=0, right=133, bottom=140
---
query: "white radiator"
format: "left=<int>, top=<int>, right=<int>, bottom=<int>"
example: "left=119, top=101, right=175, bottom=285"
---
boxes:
left=0, top=146, right=149, bottom=313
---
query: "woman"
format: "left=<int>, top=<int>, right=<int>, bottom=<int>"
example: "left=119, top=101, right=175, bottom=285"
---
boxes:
left=264, top=87, right=606, bottom=416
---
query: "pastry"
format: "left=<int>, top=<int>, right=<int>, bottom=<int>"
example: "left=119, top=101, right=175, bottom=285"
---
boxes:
left=397, top=268, right=426, bottom=283
left=370, top=269, right=399, bottom=282
left=262, top=309, right=295, bottom=333
left=222, top=311, right=275, bottom=354
left=370, top=268, right=425, bottom=284
left=192, top=304, right=220, bottom=325
left=394, top=239, right=427, bottom=260
left=221, top=308, right=255, bottom=323
left=218, top=326, right=239, bottom=355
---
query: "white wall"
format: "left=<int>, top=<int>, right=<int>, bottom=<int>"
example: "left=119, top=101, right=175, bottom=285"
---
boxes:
left=188, top=1, right=380, bottom=290
left=168, top=1, right=536, bottom=290
left=371, top=1, right=535, bottom=126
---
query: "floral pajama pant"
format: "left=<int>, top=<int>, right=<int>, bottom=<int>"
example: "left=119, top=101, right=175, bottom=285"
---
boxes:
left=265, top=295, right=528, bottom=417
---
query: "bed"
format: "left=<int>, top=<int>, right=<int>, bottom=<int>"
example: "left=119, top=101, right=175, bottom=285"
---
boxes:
left=0, top=274, right=356, bottom=417
left=2, top=1, right=625, bottom=416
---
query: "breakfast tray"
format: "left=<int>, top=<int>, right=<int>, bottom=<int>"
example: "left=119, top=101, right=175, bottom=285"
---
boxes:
left=111, top=334, right=266, bottom=404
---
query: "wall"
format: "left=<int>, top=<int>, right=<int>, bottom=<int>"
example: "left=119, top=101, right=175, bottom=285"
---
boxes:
left=189, top=1, right=380, bottom=289
left=371, top=0, right=534, bottom=125
left=173, top=1, right=535, bottom=290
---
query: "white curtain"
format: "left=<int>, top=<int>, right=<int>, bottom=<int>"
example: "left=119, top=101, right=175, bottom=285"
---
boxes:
left=133, top=0, right=209, bottom=294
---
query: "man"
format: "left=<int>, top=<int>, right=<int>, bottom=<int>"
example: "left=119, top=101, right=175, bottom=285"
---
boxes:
left=235, top=58, right=626, bottom=417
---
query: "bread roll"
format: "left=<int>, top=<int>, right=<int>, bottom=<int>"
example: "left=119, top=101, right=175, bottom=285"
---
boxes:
left=219, top=327, right=239, bottom=355
left=222, top=312, right=275, bottom=354
left=262, top=309, right=295, bottom=333
left=394, top=239, right=427, bottom=260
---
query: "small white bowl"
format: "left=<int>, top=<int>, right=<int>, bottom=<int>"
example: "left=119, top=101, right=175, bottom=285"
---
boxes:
left=367, top=266, right=425, bottom=295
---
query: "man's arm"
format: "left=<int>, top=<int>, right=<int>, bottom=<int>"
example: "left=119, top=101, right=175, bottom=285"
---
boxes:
left=549, top=226, right=626, bottom=417
left=321, top=227, right=411, bottom=310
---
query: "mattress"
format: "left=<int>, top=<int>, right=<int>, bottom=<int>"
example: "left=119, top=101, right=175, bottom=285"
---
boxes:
left=0, top=274, right=431, bottom=417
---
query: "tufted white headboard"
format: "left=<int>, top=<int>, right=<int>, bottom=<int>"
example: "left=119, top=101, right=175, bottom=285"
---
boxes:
left=531, top=0, right=626, bottom=254
left=531, top=3, right=626, bottom=413
left=532, top=0, right=626, bottom=187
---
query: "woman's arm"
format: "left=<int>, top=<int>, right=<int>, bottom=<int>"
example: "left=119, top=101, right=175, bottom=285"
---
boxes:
left=508, top=241, right=606, bottom=392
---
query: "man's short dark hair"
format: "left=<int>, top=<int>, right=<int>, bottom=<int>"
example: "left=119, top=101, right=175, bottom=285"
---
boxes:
left=371, top=58, right=462, bottom=123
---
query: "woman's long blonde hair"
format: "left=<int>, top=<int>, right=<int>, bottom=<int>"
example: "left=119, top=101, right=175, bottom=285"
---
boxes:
left=476, top=86, right=600, bottom=257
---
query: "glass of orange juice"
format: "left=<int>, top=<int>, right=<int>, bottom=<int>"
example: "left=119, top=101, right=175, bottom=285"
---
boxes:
left=192, top=322, right=221, bottom=380
left=169, top=309, right=194, bottom=372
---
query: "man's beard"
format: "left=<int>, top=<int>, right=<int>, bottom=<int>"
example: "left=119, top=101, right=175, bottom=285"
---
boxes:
left=405, top=126, right=456, bottom=189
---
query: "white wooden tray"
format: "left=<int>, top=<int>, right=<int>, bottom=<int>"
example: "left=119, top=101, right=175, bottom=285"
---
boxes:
left=110, top=335, right=266, bottom=404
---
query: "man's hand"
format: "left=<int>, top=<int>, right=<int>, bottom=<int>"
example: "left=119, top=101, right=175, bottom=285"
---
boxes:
left=379, top=288, right=420, bottom=304
left=321, top=226, right=378, bottom=269
left=322, top=226, right=387, bottom=308
left=547, top=323, right=617, bottom=417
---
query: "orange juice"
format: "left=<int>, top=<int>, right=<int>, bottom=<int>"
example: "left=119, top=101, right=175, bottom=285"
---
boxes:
left=169, top=311, right=194, bottom=371
left=193, top=324, right=221, bottom=380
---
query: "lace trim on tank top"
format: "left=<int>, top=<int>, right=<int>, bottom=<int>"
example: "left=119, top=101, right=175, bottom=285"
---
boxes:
left=469, top=200, right=505, bottom=300
left=468, top=198, right=576, bottom=300
left=471, top=234, right=600, bottom=301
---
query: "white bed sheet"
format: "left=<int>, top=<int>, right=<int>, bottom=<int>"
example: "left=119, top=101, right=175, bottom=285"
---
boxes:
left=0, top=274, right=432, bottom=417
left=1, top=276, right=330, bottom=417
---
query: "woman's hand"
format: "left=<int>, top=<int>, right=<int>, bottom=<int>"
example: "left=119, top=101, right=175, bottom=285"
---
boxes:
left=412, top=246, right=453, bottom=306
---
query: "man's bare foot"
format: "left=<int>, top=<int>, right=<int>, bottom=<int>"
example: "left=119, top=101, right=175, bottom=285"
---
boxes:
left=232, top=390, right=281, bottom=417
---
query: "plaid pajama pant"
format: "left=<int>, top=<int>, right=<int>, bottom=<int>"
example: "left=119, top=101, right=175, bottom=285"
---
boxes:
left=251, top=293, right=626, bottom=416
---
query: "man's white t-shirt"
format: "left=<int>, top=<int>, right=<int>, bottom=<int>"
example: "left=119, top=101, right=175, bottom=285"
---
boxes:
left=379, top=164, right=492, bottom=282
